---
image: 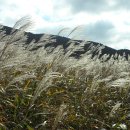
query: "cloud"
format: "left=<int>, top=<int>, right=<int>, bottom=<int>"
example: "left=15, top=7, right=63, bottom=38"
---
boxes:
left=110, top=32, right=130, bottom=49
left=60, top=0, right=130, bottom=15
left=0, top=0, right=53, bottom=26
left=116, top=0, right=130, bottom=10
left=60, top=0, right=113, bottom=14
left=84, top=20, right=115, bottom=42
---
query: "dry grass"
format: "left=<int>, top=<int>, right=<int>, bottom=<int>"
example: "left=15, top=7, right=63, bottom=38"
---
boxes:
left=0, top=18, right=130, bottom=130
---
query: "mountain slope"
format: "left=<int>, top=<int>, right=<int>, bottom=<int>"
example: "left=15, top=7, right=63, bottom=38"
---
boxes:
left=0, top=24, right=130, bottom=60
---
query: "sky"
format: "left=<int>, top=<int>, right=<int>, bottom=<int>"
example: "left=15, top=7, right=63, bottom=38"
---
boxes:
left=0, top=0, right=130, bottom=49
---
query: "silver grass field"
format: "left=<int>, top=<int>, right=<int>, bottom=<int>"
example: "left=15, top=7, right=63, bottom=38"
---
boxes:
left=0, top=17, right=130, bottom=130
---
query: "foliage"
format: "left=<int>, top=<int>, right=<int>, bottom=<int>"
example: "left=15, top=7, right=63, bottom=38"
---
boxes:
left=0, top=17, right=130, bottom=130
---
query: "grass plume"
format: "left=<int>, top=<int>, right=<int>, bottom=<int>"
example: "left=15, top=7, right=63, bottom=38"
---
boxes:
left=0, top=17, right=130, bottom=130
left=0, top=16, right=33, bottom=61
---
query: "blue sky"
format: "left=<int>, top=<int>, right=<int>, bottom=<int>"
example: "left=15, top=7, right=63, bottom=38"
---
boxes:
left=0, top=0, right=130, bottom=49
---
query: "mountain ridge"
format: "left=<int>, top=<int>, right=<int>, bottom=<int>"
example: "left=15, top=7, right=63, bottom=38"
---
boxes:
left=0, top=24, right=130, bottom=60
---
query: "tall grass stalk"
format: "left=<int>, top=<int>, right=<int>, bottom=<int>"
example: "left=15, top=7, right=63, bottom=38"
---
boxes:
left=0, top=16, right=33, bottom=61
left=1, top=17, right=130, bottom=129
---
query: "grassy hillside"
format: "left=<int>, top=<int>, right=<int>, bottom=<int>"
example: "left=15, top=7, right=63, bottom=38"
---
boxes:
left=0, top=17, right=130, bottom=130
